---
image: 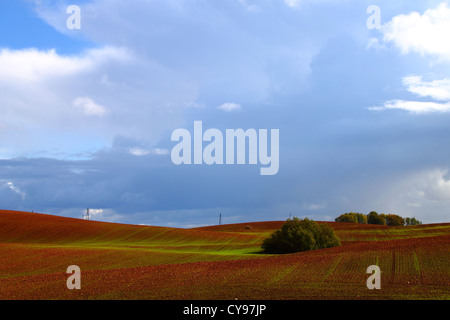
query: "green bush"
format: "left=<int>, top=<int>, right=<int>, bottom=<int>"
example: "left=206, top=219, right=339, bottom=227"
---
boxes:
left=261, top=217, right=341, bottom=254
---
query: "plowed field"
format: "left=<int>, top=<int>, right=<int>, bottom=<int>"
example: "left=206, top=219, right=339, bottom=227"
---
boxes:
left=0, top=210, right=448, bottom=299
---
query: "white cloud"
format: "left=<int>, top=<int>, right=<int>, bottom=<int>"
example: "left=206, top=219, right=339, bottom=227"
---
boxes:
left=0, top=47, right=128, bottom=83
left=128, top=147, right=169, bottom=156
left=370, top=99, right=450, bottom=114
left=403, top=76, right=450, bottom=101
left=87, top=208, right=104, bottom=217
left=0, top=48, right=89, bottom=82
left=0, top=44, right=196, bottom=158
left=72, top=97, right=108, bottom=117
left=400, top=168, right=450, bottom=202
left=83, top=208, right=125, bottom=222
left=370, top=75, right=450, bottom=114
left=0, top=47, right=128, bottom=157
left=373, top=168, right=450, bottom=223
left=128, top=147, right=150, bottom=156
left=1, top=180, right=26, bottom=199
left=217, top=102, right=242, bottom=112
left=382, top=3, right=450, bottom=61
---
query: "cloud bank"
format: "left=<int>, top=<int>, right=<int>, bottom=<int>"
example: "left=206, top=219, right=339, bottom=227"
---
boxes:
left=1, top=0, right=450, bottom=226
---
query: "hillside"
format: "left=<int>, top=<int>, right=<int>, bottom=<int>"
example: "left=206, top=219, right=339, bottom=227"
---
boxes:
left=0, top=210, right=260, bottom=246
left=0, top=210, right=448, bottom=300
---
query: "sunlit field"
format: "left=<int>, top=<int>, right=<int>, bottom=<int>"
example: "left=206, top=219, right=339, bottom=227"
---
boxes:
left=0, top=210, right=448, bottom=300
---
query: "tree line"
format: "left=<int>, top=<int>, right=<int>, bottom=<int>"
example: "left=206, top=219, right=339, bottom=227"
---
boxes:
left=335, top=211, right=422, bottom=226
left=261, top=212, right=424, bottom=255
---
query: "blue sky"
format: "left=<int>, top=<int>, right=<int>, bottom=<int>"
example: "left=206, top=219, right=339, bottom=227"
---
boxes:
left=1, top=0, right=450, bottom=227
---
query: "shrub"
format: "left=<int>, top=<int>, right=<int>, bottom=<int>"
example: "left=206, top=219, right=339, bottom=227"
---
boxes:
left=261, top=217, right=341, bottom=254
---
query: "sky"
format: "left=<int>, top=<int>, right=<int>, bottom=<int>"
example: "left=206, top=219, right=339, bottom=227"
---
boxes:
left=1, top=0, right=450, bottom=227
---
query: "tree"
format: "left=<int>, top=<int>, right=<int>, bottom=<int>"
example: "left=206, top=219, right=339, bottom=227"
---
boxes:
left=261, top=217, right=341, bottom=254
left=335, top=213, right=358, bottom=223
left=367, top=211, right=386, bottom=225
left=405, top=217, right=422, bottom=226
left=385, top=214, right=405, bottom=226
left=338, top=210, right=422, bottom=227
left=354, top=213, right=368, bottom=224
left=316, top=223, right=341, bottom=249
left=335, top=212, right=368, bottom=224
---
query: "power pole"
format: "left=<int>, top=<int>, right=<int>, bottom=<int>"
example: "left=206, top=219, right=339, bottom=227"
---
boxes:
left=85, top=208, right=90, bottom=221
left=219, top=213, right=222, bottom=226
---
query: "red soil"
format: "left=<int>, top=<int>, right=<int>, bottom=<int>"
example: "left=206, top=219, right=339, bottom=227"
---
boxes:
left=0, top=210, right=257, bottom=245
left=0, top=210, right=448, bottom=300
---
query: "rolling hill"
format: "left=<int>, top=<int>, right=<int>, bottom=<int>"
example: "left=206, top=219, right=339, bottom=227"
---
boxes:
left=0, top=210, right=448, bottom=300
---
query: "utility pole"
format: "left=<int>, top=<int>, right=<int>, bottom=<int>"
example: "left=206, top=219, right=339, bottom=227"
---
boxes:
left=219, top=213, right=222, bottom=226
left=84, top=208, right=90, bottom=221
